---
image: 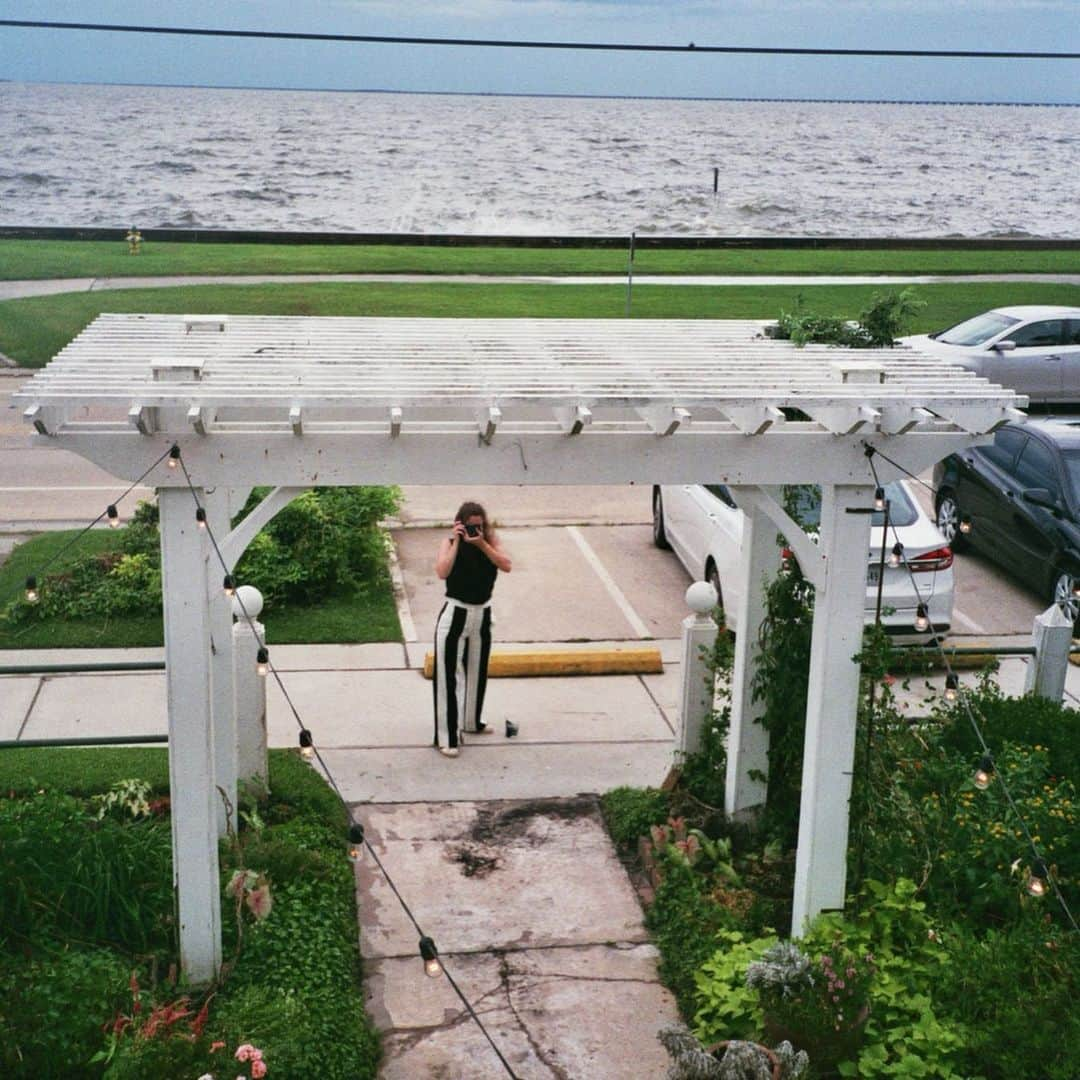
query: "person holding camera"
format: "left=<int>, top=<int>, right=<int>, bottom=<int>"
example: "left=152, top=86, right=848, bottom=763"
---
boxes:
left=432, top=501, right=512, bottom=757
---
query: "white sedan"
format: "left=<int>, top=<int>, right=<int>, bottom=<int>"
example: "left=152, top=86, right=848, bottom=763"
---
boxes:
left=652, top=481, right=954, bottom=642
left=901, top=305, right=1080, bottom=405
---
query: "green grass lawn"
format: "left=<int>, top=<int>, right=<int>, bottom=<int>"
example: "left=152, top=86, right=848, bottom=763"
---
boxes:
left=2, top=237, right=1080, bottom=280
left=3, top=278, right=1079, bottom=368
left=0, top=528, right=402, bottom=649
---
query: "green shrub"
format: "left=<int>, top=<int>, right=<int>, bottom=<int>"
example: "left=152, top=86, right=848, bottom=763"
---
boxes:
left=768, top=288, right=924, bottom=348
left=0, top=945, right=131, bottom=1078
left=646, top=860, right=737, bottom=1017
left=600, top=786, right=670, bottom=847
left=0, top=792, right=173, bottom=952
left=0, top=747, right=169, bottom=797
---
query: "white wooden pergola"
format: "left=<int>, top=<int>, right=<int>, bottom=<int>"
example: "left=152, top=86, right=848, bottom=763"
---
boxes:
left=16, top=313, right=1024, bottom=982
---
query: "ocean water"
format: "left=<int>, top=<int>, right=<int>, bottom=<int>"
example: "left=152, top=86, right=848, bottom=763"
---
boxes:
left=2, top=81, right=1078, bottom=237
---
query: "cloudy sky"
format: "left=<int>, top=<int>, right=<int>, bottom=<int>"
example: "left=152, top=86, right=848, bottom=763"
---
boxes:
left=2, top=1, right=1078, bottom=103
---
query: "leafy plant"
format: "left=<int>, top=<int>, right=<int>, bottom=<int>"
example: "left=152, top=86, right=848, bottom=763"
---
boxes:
left=600, top=785, right=671, bottom=847
left=767, top=288, right=925, bottom=348
left=92, top=778, right=155, bottom=821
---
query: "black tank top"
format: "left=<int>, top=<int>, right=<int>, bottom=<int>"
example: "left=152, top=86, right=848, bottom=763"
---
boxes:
left=445, top=540, right=498, bottom=604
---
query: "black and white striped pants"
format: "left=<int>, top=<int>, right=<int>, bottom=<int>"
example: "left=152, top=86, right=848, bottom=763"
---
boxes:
left=432, top=598, right=493, bottom=749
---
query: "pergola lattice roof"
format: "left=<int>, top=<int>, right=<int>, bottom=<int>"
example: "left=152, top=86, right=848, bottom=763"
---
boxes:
left=16, top=313, right=1025, bottom=486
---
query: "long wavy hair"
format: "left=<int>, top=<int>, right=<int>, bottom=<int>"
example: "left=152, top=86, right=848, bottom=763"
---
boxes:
left=455, top=500, right=493, bottom=542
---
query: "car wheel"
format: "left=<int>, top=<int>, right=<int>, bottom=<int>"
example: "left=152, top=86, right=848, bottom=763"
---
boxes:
left=935, top=491, right=968, bottom=552
left=1051, top=569, right=1080, bottom=629
left=652, top=488, right=671, bottom=550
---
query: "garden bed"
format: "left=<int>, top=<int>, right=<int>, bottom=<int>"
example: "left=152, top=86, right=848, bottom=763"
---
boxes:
left=0, top=746, right=380, bottom=1079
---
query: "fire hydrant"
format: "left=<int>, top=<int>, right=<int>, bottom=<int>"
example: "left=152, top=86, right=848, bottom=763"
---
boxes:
left=125, top=226, right=143, bottom=255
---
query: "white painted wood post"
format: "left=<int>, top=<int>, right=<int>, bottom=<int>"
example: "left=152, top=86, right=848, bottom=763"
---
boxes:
left=203, top=491, right=236, bottom=837
left=1024, top=604, right=1073, bottom=703
left=725, top=497, right=775, bottom=817
left=158, top=487, right=222, bottom=984
left=791, top=483, right=874, bottom=937
left=678, top=582, right=720, bottom=758
left=233, top=588, right=269, bottom=797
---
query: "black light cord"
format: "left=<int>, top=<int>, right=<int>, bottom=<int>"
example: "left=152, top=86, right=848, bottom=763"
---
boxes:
left=2, top=19, right=1078, bottom=61
left=175, top=457, right=519, bottom=1077
left=865, top=449, right=1078, bottom=932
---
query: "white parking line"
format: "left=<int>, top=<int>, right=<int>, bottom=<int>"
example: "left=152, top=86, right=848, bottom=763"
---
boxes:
left=951, top=607, right=987, bottom=634
left=566, top=525, right=652, bottom=639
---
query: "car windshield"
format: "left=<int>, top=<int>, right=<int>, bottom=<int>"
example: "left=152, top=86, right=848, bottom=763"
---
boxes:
left=937, top=311, right=1020, bottom=346
left=787, top=482, right=918, bottom=528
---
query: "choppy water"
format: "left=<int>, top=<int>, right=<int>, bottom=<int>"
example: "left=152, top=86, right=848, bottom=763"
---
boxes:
left=2, top=81, right=1078, bottom=237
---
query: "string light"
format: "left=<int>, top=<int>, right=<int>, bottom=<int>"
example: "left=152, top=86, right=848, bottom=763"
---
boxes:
left=168, top=444, right=181, bottom=469
left=973, top=754, right=994, bottom=790
left=944, top=673, right=959, bottom=703
left=348, top=822, right=365, bottom=862
left=959, top=515, right=972, bottom=535
left=873, top=486, right=886, bottom=511
left=25, top=576, right=39, bottom=604
left=298, top=728, right=315, bottom=759
left=888, top=541, right=904, bottom=569
left=195, top=507, right=207, bottom=529
left=223, top=574, right=236, bottom=596
left=914, top=603, right=930, bottom=633
left=256, top=646, right=269, bottom=677
left=107, top=504, right=120, bottom=528
left=1027, top=859, right=1050, bottom=898
left=419, top=936, right=443, bottom=978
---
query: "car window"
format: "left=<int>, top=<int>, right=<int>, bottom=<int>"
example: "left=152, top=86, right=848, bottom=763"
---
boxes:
left=1063, top=451, right=1080, bottom=503
left=979, top=427, right=1026, bottom=471
left=937, top=311, right=1019, bottom=346
left=783, top=481, right=917, bottom=528
left=705, top=484, right=736, bottom=508
left=1066, top=320, right=1080, bottom=346
left=1003, top=320, right=1067, bottom=348
left=1014, top=438, right=1061, bottom=496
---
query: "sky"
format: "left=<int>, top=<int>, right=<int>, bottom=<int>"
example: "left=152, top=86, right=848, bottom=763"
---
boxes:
left=2, top=1, right=1079, bottom=104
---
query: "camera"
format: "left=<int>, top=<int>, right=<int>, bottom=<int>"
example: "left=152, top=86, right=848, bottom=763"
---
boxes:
left=465, top=523, right=481, bottom=537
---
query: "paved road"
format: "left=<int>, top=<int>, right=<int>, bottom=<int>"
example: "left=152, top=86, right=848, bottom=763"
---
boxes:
left=3, top=271, right=1080, bottom=302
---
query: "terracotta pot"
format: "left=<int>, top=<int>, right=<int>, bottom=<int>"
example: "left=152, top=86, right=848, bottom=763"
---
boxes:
left=703, top=1041, right=781, bottom=1080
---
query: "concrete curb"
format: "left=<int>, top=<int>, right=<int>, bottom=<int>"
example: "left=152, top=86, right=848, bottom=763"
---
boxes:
left=421, top=646, right=664, bottom=679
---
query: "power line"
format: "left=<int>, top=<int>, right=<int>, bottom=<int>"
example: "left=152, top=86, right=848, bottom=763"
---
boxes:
left=2, top=19, right=1078, bottom=61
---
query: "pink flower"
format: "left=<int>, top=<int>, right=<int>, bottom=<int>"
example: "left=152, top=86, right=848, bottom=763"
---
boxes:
left=251, top=1059, right=267, bottom=1078
left=245, top=885, right=273, bottom=920
left=225, top=871, right=248, bottom=901
left=836, top=979, right=845, bottom=989
left=235, top=1043, right=256, bottom=1062
left=211, top=1040, right=226, bottom=1053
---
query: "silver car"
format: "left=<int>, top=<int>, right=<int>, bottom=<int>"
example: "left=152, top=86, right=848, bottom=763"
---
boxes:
left=652, top=481, right=954, bottom=642
left=901, top=305, right=1080, bottom=405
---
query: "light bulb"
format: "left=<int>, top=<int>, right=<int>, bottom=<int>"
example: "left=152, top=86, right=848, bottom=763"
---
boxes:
left=256, top=646, right=269, bottom=677
left=944, top=673, right=959, bottom=703
left=419, top=936, right=442, bottom=978
left=223, top=574, right=236, bottom=597
left=25, top=576, right=39, bottom=604
left=873, top=487, right=886, bottom=512
left=1026, top=860, right=1049, bottom=898
left=107, top=504, right=120, bottom=528
left=914, top=603, right=930, bottom=633
left=299, top=728, right=315, bottom=760
left=888, top=542, right=904, bottom=569
left=973, top=754, right=994, bottom=790
left=195, top=507, right=207, bottom=529
left=959, top=515, right=972, bottom=535
left=168, top=445, right=181, bottom=469
left=347, top=823, right=365, bottom=863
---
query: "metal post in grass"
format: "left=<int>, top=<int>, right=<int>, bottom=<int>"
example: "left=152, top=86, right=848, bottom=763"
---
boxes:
left=625, top=231, right=635, bottom=317
left=1024, top=603, right=1073, bottom=703
left=233, top=586, right=269, bottom=798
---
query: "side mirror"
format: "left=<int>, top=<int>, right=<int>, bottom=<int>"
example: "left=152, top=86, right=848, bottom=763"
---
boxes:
left=1023, top=487, right=1059, bottom=512
left=992, top=340, right=1017, bottom=352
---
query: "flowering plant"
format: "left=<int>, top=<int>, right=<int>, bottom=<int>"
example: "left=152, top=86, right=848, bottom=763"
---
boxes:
left=196, top=1041, right=268, bottom=1079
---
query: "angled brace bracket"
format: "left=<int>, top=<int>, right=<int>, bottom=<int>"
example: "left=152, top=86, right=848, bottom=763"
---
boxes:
left=187, top=406, right=211, bottom=436
left=724, top=405, right=784, bottom=435
left=879, top=405, right=934, bottom=435
left=389, top=407, right=403, bottom=439
left=730, top=484, right=827, bottom=590
left=128, top=404, right=156, bottom=435
left=24, top=404, right=54, bottom=436
left=477, top=406, right=501, bottom=443
left=554, top=404, right=592, bottom=435
left=289, top=406, right=304, bottom=436
left=637, top=405, right=690, bottom=436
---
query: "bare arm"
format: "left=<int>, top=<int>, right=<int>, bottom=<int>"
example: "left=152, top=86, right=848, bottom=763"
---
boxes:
left=435, top=527, right=463, bottom=579
left=475, top=533, right=512, bottom=573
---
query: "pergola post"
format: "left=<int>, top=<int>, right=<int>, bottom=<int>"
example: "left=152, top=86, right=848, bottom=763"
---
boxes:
left=203, top=490, right=237, bottom=837
left=158, top=487, right=222, bottom=983
left=791, top=483, right=874, bottom=936
left=725, top=495, right=776, bottom=818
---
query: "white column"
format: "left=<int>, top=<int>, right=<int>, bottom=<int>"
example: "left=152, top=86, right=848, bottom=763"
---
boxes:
left=725, top=495, right=775, bottom=817
left=791, top=483, right=874, bottom=937
left=203, top=490, right=236, bottom=837
left=233, top=588, right=269, bottom=797
left=158, top=487, right=222, bottom=983
left=678, top=582, right=720, bottom=757
left=1024, top=603, right=1073, bottom=703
